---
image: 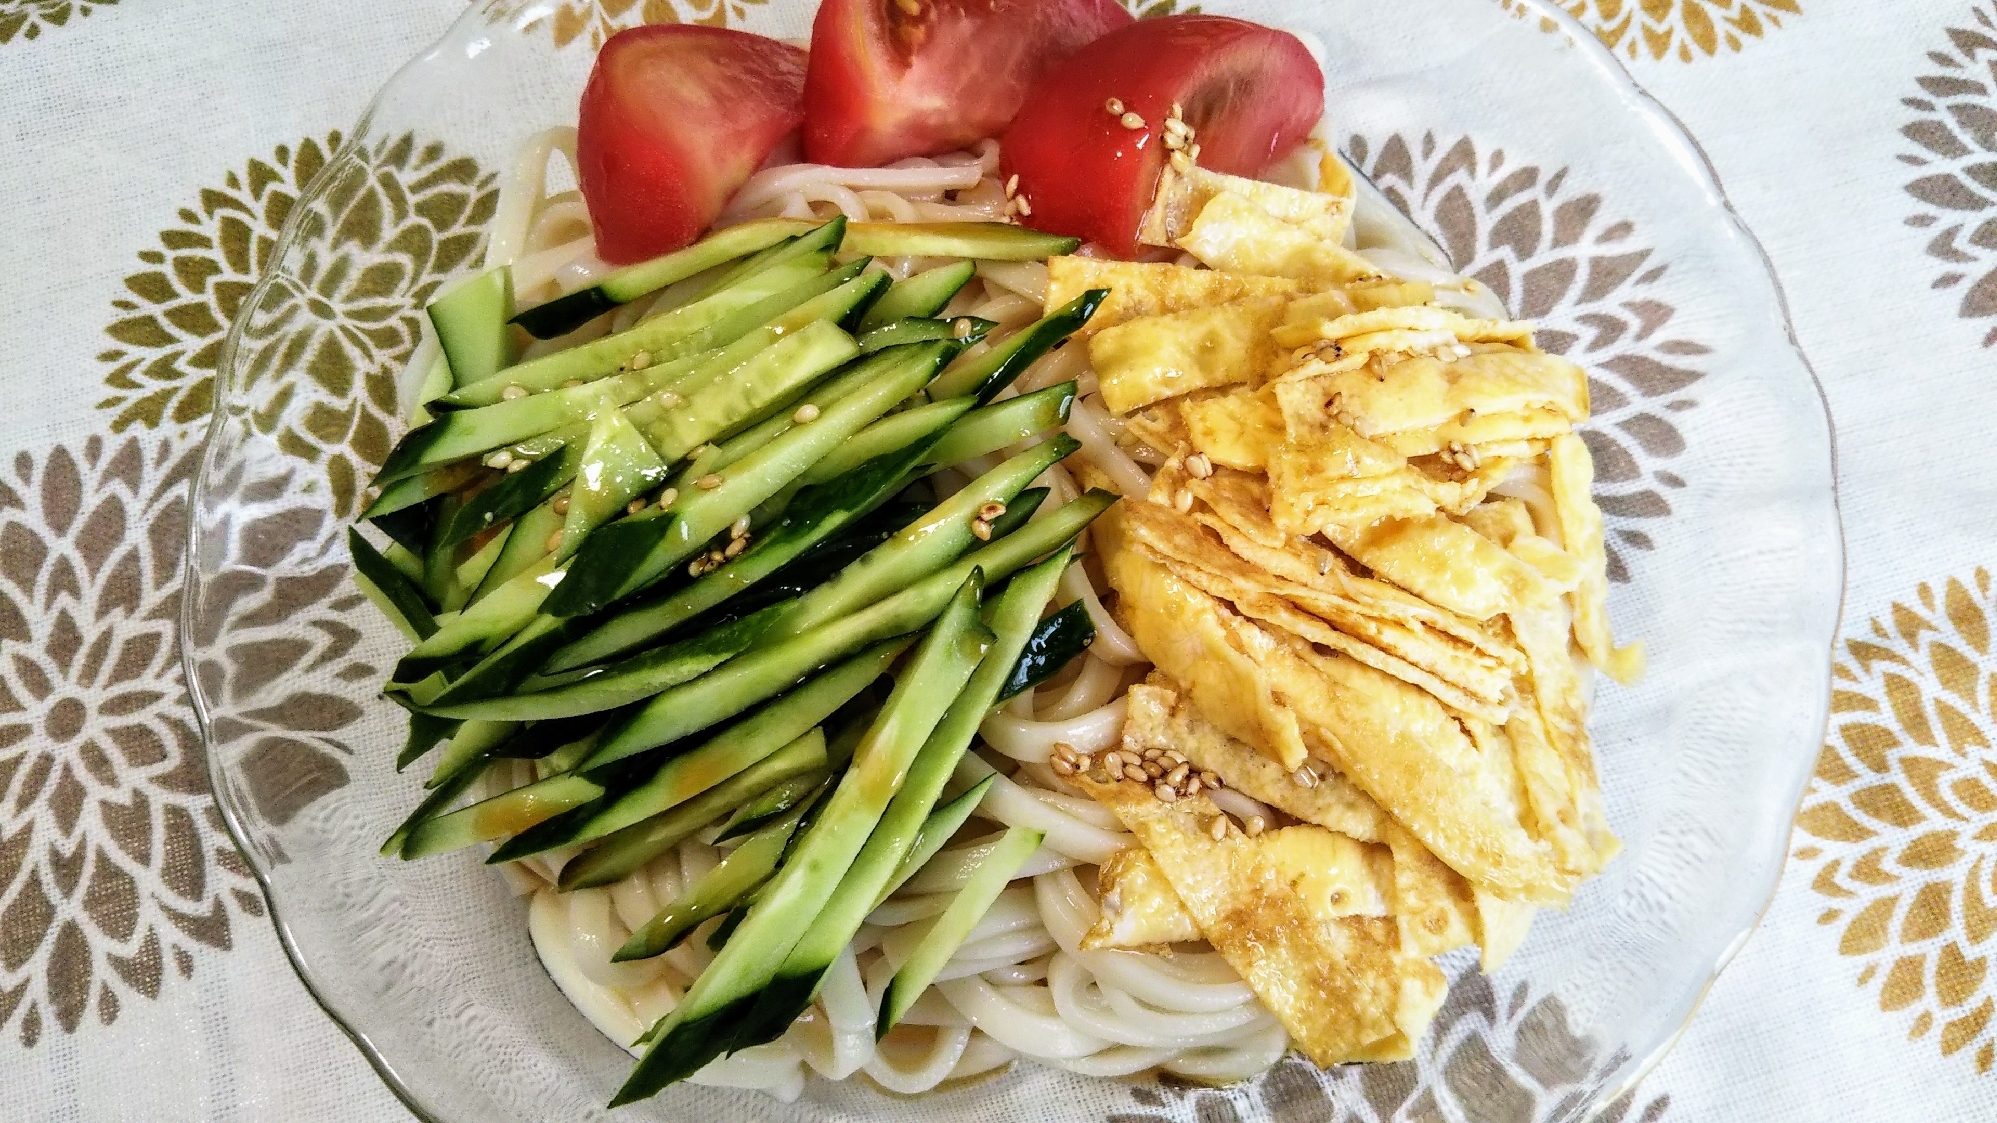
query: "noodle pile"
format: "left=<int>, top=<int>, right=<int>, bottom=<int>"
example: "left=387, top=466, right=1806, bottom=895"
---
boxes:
left=442, top=126, right=1482, bottom=1101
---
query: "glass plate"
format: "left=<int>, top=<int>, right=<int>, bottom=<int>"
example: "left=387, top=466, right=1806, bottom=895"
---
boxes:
left=184, top=1, right=1844, bottom=1120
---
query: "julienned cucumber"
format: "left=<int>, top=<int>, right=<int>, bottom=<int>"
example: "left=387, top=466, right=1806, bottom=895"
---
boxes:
left=919, top=381, right=1077, bottom=471
left=798, top=398, right=973, bottom=485
left=877, top=824, right=1044, bottom=1036
left=855, top=317, right=993, bottom=354
left=999, top=601, right=1097, bottom=701
left=511, top=218, right=814, bottom=340
left=725, top=548, right=1075, bottom=1049
left=876, top=775, right=994, bottom=911
left=609, top=574, right=992, bottom=1105
left=926, top=289, right=1107, bottom=403
left=434, top=440, right=582, bottom=550
left=841, top=222, right=1079, bottom=261
left=392, top=556, right=561, bottom=683
left=714, top=770, right=824, bottom=843
left=428, top=268, right=517, bottom=387
left=349, top=528, right=437, bottom=641
left=645, top=319, right=860, bottom=462
left=610, top=801, right=808, bottom=963
left=581, top=491, right=1113, bottom=769
left=492, top=640, right=904, bottom=863
left=556, top=727, right=830, bottom=892
left=856, top=261, right=976, bottom=333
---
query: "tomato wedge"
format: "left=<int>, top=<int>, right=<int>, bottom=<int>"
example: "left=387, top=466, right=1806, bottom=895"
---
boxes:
left=577, top=26, right=809, bottom=264
left=803, top=0, right=1133, bottom=168
left=999, top=15, right=1324, bottom=258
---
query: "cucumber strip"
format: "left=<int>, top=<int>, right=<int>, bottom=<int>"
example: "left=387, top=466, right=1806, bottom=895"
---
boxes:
left=714, top=770, right=826, bottom=844
left=485, top=713, right=604, bottom=759
left=855, top=317, right=992, bottom=354
left=381, top=755, right=496, bottom=858
left=612, top=803, right=810, bottom=963
left=875, top=775, right=995, bottom=911
left=349, top=528, right=437, bottom=639
left=392, top=557, right=561, bottom=682
left=417, top=601, right=787, bottom=722
left=700, top=217, right=847, bottom=300
left=435, top=441, right=582, bottom=548
left=420, top=496, right=467, bottom=610
left=427, top=255, right=829, bottom=412
left=798, top=399, right=973, bottom=485
left=546, top=431, right=958, bottom=673
left=704, top=907, right=750, bottom=954
left=545, top=342, right=959, bottom=618
left=877, top=824, right=1044, bottom=1036
left=985, top=487, right=1046, bottom=540
left=425, top=720, right=518, bottom=790
left=556, top=728, right=830, bottom=891
left=362, top=459, right=484, bottom=521
left=926, top=290, right=1107, bottom=403
left=856, top=262, right=977, bottom=333
left=493, top=640, right=903, bottom=862
left=584, top=491, right=1112, bottom=769
left=730, top=549, right=1073, bottom=1045
left=645, top=319, right=860, bottom=462
left=401, top=770, right=605, bottom=859
left=410, top=349, right=455, bottom=426
left=512, top=218, right=815, bottom=339
left=556, top=398, right=671, bottom=559
left=922, top=382, right=1077, bottom=469
left=396, top=712, right=459, bottom=773
left=454, top=527, right=510, bottom=593
left=998, top=600, right=1097, bottom=702
left=842, top=222, right=1080, bottom=261
left=428, top=267, right=517, bottom=386
left=469, top=497, right=564, bottom=603
left=768, top=436, right=1080, bottom=642
left=610, top=575, right=992, bottom=1103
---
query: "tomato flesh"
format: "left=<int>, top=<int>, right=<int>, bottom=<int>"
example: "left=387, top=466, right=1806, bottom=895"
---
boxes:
left=999, top=15, right=1325, bottom=258
left=803, top=0, right=1133, bottom=168
left=577, top=26, right=808, bottom=264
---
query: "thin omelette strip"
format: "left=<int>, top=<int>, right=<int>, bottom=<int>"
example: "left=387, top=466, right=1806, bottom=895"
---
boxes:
left=1549, top=432, right=1645, bottom=684
left=1510, top=603, right=1621, bottom=868
left=1090, top=298, right=1289, bottom=414
left=1097, top=501, right=1312, bottom=771
left=1083, top=846, right=1202, bottom=950
left=1045, top=256, right=1330, bottom=339
left=1141, top=162, right=1353, bottom=247
left=1073, top=769, right=1435, bottom=1065
left=1178, top=387, right=1285, bottom=471
left=1473, top=891, right=1535, bottom=974
left=1323, top=514, right=1559, bottom=621
left=1381, top=819, right=1479, bottom=958
left=1271, top=304, right=1537, bottom=352
left=1176, top=191, right=1385, bottom=287
left=1496, top=693, right=1603, bottom=879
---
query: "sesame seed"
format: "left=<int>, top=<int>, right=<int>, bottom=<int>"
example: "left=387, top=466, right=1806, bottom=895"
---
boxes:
left=658, top=390, right=684, bottom=408
left=1005, top=173, right=1020, bottom=197
left=690, top=444, right=713, bottom=459
left=730, top=515, right=752, bottom=539
left=1169, top=150, right=1192, bottom=173
left=1101, top=750, right=1124, bottom=771
left=1143, top=760, right=1165, bottom=779
left=1186, top=453, right=1212, bottom=479
left=697, top=474, right=723, bottom=491
left=552, top=494, right=571, bottom=516
left=1173, top=490, right=1194, bottom=513
left=1123, top=764, right=1148, bottom=784
left=1166, top=763, right=1191, bottom=786
left=1170, top=101, right=1184, bottom=121
left=1244, top=815, right=1267, bottom=838
left=1163, top=133, right=1186, bottom=152
left=1208, top=815, right=1228, bottom=841
left=1155, top=783, right=1179, bottom=803
left=629, top=351, right=652, bottom=371
left=501, top=384, right=528, bottom=401
left=563, top=379, right=585, bottom=389
left=1201, top=770, right=1222, bottom=789
left=970, top=518, right=993, bottom=541
left=953, top=318, right=975, bottom=339
left=1185, top=776, right=1202, bottom=796
left=484, top=450, right=513, bottom=469
left=724, top=538, right=747, bottom=559
left=1015, top=195, right=1032, bottom=217
left=1051, top=756, right=1076, bottom=776
left=1119, top=111, right=1146, bottom=130
left=1141, top=748, right=1162, bottom=761
left=545, top=531, right=565, bottom=552
left=1188, top=142, right=1201, bottom=161
left=1291, top=766, right=1317, bottom=789
left=507, top=458, right=531, bottom=474
left=657, top=487, right=677, bottom=508
left=1162, top=751, right=1185, bottom=766
left=1318, top=554, right=1334, bottom=576
left=688, top=558, right=705, bottom=577
left=793, top=403, right=820, bottom=424
left=978, top=501, right=1007, bottom=521
left=1164, top=117, right=1191, bottom=138
left=626, top=498, right=647, bottom=516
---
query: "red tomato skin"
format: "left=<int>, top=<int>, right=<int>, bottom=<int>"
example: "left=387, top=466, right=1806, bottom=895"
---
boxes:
left=999, top=15, right=1325, bottom=258
left=577, top=25, right=809, bottom=264
left=803, top=0, right=1134, bottom=168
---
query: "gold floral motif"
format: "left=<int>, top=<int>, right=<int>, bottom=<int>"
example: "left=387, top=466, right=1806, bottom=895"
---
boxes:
left=0, top=0, right=118, bottom=46
left=1899, top=3, right=1997, bottom=348
left=98, top=133, right=499, bottom=517
left=1348, top=131, right=1705, bottom=583
left=1796, top=569, right=1997, bottom=1075
left=1504, top=0, right=1799, bottom=62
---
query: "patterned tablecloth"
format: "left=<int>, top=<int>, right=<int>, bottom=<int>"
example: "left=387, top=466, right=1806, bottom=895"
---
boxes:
left=0, top=0, right=1989, bottom=1118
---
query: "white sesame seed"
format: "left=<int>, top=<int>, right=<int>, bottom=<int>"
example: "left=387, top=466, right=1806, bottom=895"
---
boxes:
left=1244, top=815, right=1267, bottom=838
left=484, top=450, right=513, bottom=469
left=507, top=458, right=531, bottom=474
left=793, top=403, right=820, bottom=424
left=1291, top=766, right=1316, bottom=789
left=1015, top=195, right=1032, bottom=217
left=545, top=531, right=564, bottom=552
left=629, top=351, right=652, bottom=371
left=1005, top=173, right=1020, bottom=197
left=1188, top=142, right=1201, bottom=161
left=724, top=538, right=747, bottom=559
left=563, top=379, right=585, bottom=389
left=658, top=390, right=683, bottom=409
left=697, top=474, right=723, bottom=491
left=1051, top=756, right=1076, bottom=776
left=1141, top=747, right=1162, bottom=761
left=1185, top=776, right=1202, bottom=796
left=1208, top=815, right=1228, bottom=841
left=626, top=498, right=647, bottom=516
left=552, top=494, right=571, bottom=516
left=953, top=318, right=975, bottom=339
left=1123, top=764, right=1148, bottom=784
left=1119, top=111, right=1146, bottom=130
left=730, top=515, right=752, bottom=540
left=1170, top=101, right=1184, bottom=121
left=501, top=384, right=528, bottom=401
left=1104, top=97, right=1125, bottom=115
left=1173, top=489, right=1194, bottom=513
left=690, top=444, right=713, bottom=459
left=1162, top=133, right=1186, bottom=152
left=1164, top=117, right=1191, bottom=138
left=1186, top=453, right=1212, bottom=479
left=1166, top=763, right=1191, bottom=786
left=657, top=487, right=677, bottom=508
left=978, top=502, right=1007, bottom=521
left=1143, top=760, right=1165, bottom=779
left=1318, top=554, right=1334, bottom=576
left=1155, top=783, right=1179, bottom=803
left=1169, top=150, right=1192, bottom=173
left=1201, top=770, right=1222, bottom=789
left=970, top=518, right=993, bottom=541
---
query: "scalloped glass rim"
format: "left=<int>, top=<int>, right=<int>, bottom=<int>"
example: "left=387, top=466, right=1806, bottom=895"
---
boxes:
left=183, top=2, right=1846, bottom=1121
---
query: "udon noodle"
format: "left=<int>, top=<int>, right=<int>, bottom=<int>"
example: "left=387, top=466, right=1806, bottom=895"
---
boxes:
left=453, top=125, right=1500, bottom=1101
